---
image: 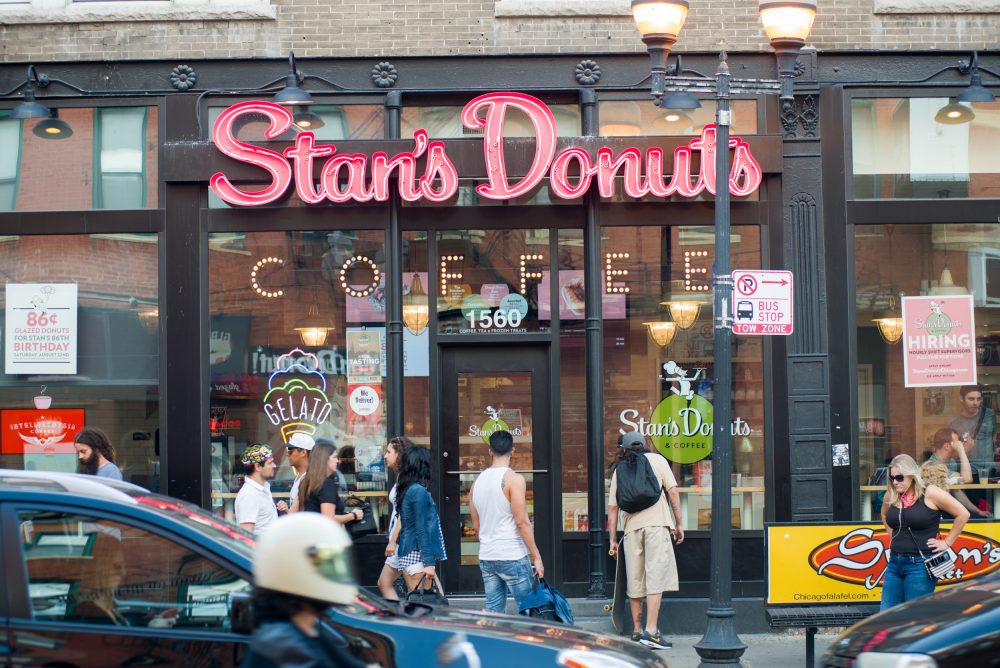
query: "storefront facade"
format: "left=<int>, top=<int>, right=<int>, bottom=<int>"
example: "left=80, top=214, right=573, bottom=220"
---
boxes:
left=1, top=50, right=998, bottom=606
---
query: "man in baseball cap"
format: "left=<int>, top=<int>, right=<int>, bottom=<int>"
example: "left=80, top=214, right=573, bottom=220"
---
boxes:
left=284, top=432, right=315, bottom=513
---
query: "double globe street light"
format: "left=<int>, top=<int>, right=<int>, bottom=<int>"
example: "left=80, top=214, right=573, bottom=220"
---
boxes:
left=629, top=2, right=816, bottom=666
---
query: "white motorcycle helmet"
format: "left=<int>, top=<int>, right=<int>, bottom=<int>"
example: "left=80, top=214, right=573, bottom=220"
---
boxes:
left=254, top=513, right=357, bottom=606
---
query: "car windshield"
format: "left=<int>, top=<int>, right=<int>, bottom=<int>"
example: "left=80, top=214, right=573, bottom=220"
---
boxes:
left=128, top=492, right=256, bottom=559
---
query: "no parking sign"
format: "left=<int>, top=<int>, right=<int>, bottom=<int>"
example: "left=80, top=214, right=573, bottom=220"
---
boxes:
left=731, top=270, right=794, bottom=335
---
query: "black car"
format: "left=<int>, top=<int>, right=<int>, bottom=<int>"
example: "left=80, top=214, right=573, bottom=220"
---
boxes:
left=0, top=470, right=665, bottom=668
left=820, top=571, right=1000, bottom=668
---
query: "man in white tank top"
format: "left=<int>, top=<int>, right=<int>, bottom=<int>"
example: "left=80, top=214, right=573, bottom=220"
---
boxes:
left=469, top=430, right=545, bottom=613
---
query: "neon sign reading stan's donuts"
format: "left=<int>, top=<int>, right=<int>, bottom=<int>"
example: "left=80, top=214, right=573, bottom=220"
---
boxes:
left=210, top=92, right=762, bottom=208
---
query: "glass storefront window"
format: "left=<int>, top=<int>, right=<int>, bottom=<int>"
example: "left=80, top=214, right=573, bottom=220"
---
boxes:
left=436, top=229, right=550, bottom=335
left=558, top=229, right=589, bottom=532
left=401, top=104, right=581, bottom=138
left=403, top=230, right=431, bottom=445
left=208, top=230, right=391, bottom=528
left=0, top=106, right=158, bottom=211
left=602, top=225, right=765, bottom=530
left=856, top=223, right=1000, bottom=520
left=598, top=99, right=758, bottom=137
left=852, top=97, right=1000, bottom=199
left=0, top=233, right=160, bottom=488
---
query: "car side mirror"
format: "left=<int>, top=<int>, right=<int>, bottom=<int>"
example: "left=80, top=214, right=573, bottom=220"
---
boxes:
left=230, top=592, right=254, bottom=635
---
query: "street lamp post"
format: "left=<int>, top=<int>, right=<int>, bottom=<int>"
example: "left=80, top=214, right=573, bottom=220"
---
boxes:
left=630, top=2, right=816, bottom=666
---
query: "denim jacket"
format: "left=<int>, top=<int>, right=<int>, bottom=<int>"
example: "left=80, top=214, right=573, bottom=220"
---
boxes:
left=397, top=483, right=445, bottom=566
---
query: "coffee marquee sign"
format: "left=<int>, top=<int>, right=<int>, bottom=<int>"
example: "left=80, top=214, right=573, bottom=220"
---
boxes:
left=210, top=92, right=764, bottom=207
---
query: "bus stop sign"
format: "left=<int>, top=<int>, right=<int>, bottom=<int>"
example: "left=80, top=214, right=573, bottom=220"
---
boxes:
left=731, top=270, right=794, bottom=335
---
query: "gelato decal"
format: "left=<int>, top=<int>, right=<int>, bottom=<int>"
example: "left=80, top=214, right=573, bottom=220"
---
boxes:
left=469, top=405, right=522, bottom=444
left=263, top=348, right=333, bottom=441
left=619, top=361, right=751, bottom=465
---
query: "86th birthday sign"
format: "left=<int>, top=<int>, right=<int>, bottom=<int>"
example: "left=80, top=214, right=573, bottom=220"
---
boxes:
left=5, top=283, right=78, bottom=375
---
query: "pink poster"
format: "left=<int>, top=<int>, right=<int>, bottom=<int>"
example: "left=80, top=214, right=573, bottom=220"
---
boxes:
left=346, top=272, right=428, bottom=323
left=902, top=295, right=978, bottom=388
left=537, top=270, right=626, bottom=320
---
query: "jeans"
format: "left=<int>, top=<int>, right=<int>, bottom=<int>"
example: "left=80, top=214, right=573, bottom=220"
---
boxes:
left=881, top=552, right=935, bottom=611
left=480, top=555, right=535, bottom=613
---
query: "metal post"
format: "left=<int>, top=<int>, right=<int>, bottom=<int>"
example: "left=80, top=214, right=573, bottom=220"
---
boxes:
left=581, top=87, right=607, bottom=599
left=384, top=90, right=404, bottom=438
left=693, top=52, right=746, bottom=668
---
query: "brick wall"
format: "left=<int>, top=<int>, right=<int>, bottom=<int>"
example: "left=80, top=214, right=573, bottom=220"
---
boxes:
left=2, top=0, right=999, bottom=63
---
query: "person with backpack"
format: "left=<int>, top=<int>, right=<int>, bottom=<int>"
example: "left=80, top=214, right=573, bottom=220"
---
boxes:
left=607, top=430, right=684, bottom=650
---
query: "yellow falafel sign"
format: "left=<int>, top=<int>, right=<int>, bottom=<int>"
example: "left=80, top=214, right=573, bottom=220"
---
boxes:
left=766, top=522, right=1000, bottom=605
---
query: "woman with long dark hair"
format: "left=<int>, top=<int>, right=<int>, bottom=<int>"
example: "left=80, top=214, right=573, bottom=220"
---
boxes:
left=880, top=453, right=968, bottom=610
left=377, top=436, right=414, bottom=600
left=297, top=441, right=364, bottom=526
left=394, top=445, right=446, bottom=592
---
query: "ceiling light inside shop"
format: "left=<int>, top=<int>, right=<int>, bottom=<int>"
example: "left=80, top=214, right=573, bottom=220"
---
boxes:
left=294, top=302, right=334, bottom=347
left=402, top=273, right=430, bottom=336
left=643, top=320, right=678, bottom=347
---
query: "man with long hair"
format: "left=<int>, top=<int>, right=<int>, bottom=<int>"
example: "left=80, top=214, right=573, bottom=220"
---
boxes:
left=73, top=427, right=122, bottom=480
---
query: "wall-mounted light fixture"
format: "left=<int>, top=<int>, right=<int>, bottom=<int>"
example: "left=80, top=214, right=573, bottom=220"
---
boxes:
left=402, top=273, right=429, bottom=335
left=935, top=52, right=998, bottom=125
left=273, top=52, right=314, bottom=106
left=32, top=109, right=74, bottom=139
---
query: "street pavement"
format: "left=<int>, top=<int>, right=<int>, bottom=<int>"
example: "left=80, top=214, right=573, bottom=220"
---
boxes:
left=450, top=597, right=837, bottom=667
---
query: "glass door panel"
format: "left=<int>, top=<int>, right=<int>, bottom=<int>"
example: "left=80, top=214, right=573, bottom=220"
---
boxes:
left=440, top=346, right=551, bottom=593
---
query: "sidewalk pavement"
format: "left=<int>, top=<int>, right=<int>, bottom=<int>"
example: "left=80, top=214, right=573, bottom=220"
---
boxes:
left=637, top=632, right=835, bottom=668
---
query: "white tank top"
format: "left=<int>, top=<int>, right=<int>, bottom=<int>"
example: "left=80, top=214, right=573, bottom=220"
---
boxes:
left=473, top=467, right=527, bottom=560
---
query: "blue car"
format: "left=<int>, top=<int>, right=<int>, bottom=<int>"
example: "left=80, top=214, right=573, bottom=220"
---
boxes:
left=0, top=470, right=666, bottom=668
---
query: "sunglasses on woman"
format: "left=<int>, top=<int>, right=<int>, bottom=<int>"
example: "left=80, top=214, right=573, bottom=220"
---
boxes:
left=890, top=474, right=907, bottom=483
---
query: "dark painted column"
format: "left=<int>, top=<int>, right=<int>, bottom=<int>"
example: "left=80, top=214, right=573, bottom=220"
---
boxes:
left=161, top=94, right=210, bottom=506
left=776, top=52, right=836, bottom=521
left=384, top=91, right=404, bottom=438
left=581, top=88, right=607, bottom=599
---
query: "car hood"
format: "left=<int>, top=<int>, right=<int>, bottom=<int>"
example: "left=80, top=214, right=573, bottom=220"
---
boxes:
left=346, top=603, right=666, bottom=667
left=828, top=575, right=1000, bottom=658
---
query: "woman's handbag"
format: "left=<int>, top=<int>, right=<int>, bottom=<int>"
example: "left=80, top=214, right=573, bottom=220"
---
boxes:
left=405, top=574, right=449, bottom=606
left=902, top=518, right=957, bottom=582
left=344, top=495, right=377, bottom=539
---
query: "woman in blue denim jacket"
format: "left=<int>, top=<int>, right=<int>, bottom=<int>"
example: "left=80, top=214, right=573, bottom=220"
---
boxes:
left=396, top=445, right=447, bottom=591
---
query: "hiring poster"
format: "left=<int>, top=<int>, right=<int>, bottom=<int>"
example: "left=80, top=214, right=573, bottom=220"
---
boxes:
left=5, top=283, right=78, bottom=375
left=902, top=294, right=977, bottom=388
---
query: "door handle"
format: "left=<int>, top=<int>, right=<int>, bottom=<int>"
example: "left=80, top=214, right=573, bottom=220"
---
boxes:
left=445, top=469, right=548, bottom=475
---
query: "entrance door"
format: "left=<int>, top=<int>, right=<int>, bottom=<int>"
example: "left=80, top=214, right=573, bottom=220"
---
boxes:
left=440, top=345, right=552, bottom=593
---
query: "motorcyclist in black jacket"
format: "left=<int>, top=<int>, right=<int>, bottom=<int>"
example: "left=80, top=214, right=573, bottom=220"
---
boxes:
left=242, top=513, right=372, bottom=668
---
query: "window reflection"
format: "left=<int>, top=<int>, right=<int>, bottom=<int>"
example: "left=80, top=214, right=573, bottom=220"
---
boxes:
left=856, top=223, right=1000, bottom=520
left=602, top=225, right=765, bottom=530
left=852, top=97, right=1000, bottom=199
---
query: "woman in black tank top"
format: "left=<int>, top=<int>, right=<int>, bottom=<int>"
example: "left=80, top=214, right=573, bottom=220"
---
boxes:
left=880, top=454, right=969, bottom=611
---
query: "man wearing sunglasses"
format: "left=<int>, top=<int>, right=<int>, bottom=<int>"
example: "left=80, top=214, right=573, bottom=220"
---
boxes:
left=284, top=432, right=315, bottom=513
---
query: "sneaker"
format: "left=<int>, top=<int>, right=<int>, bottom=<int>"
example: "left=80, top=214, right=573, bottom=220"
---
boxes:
left=639, top=630, right=672, bottom=650
left=630, top=630, right=642, bottom=642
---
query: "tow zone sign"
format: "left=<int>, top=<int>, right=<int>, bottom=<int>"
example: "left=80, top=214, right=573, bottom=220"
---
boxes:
left=731, top=270, right=794, bottom=336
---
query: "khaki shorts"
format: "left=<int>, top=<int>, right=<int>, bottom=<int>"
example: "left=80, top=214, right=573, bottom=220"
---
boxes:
left=623, top=526, right=679, bottom=599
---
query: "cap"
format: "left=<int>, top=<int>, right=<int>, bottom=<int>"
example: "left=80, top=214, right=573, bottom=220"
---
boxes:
left=618, top=430, right=646, bottom=449
left=314, top=437, right=336, bottom=447
left=285, top=432, right=315, bottom=451
left=241, top=444, right=273, bottom=466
